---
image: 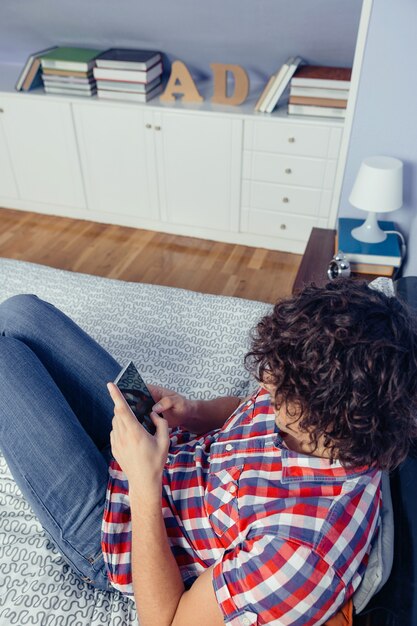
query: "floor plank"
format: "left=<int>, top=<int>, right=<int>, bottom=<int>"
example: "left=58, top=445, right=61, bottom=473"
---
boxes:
left=0, top=207, right=302, bottom=303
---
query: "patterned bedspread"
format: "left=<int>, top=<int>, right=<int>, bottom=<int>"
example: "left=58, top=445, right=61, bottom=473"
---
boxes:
left=0, top=257, right=270, bottom=625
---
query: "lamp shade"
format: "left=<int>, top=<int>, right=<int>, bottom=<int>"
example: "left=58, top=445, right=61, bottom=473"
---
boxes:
left=349, top=156, right=403, bottom=214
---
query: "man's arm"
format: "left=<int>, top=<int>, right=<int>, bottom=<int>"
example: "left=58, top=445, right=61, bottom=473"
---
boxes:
left=107, top=381, right=227, bottom=625
left=130, top=487, right=225, bottom=626
left=148, top=384, right=247, bottom=434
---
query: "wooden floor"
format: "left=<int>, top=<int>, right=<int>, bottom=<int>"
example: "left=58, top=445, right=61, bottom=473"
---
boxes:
left=0, top=207, right=302, bottom=303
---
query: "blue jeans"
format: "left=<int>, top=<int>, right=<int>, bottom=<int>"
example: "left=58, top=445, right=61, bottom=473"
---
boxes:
left=0, top=294, right=123, bottom=592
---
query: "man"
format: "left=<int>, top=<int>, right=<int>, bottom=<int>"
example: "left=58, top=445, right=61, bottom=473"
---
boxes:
left=106, top=279, right=417, bottom=625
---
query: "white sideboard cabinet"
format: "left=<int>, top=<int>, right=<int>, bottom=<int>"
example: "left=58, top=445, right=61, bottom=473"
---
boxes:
left=241, top=118, right=343, bottom=244
left=0, top=96, right=85, bottom=208
left=0, top=114, right=19, bottom=200
left=151, top=111, right=242, bottom=232
left=72, top=105, right=242, bottom=233
left=0, top=88, right=345, bottom=253
left=72, top=103, right=158, bottom=220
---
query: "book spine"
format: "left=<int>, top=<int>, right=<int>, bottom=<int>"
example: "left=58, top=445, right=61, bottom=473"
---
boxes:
left=254, top=75, right=276, bottom=112
left=22, top=59, right=42, bottom=91
left=289, top=86, right=350, bottom=99
left=290, top=77, right=351, bottom=89
left=265, top=56, right=303, bottom=114
left=344, top=252, right=401, bottom=267
left=93, top=63, right=163, bottom=83
left=349, top=262, right=395, bottom=277
left=95, top=56, right=161, bottom=71
left=288, top=104, right=346, bottom=118
left=42, top=68, right=92, bottom=77
left=259, top=60, right=292, bottom=113
left=42, top=61, right=94, bottom=72
left=289, top=95, right=347, bottom=108
left=15, top=57, right=34, bottom=91
left=45, top=87, right=97, bottom=96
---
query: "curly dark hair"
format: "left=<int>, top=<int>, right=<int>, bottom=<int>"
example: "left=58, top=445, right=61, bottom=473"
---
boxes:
left=245, top=278, right=417, bottom=470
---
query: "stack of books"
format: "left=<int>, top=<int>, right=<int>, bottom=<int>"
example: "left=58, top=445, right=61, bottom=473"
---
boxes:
left=288, top=66, right=352, bottom=118
left=93, top=49, right=164, bottom=103
left=255, top=56, right=303, bottom=113
left=336, top=218, right=402, bottom=277
left=40, top=47, right=102, bottom=97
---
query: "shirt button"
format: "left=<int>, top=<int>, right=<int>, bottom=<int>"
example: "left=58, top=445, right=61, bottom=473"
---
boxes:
left=225, top=443, right=233, bottom=451
left=228, top=484, right=237, bottom=494
left=242, top=617, right=251, bottom=626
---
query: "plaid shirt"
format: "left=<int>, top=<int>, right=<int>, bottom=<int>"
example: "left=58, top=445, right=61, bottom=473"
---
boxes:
left=101, top=388, right=381, bottom=625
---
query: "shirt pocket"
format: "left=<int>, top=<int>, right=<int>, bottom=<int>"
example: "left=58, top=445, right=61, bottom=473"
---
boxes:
left=205, top=465, right=243, bottom=545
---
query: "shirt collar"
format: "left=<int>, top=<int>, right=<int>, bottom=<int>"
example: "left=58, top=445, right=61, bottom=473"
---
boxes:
left=254, top=387, right=372, bottom=482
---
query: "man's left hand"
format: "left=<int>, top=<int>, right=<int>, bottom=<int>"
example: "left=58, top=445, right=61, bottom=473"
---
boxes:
left=107, top=382, right=170, bottom=493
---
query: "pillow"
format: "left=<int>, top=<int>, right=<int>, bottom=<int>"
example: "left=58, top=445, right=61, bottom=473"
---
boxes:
left=352, top=468, right=395, bottom=614
left=352, top=277, right=396, bottom=614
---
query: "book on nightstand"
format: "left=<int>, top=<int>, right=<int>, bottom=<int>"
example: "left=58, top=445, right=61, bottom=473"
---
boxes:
left=336, top=218, right=402, bottom=275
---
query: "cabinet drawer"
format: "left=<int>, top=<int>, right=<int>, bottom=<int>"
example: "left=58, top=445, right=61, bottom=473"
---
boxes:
left=248, top=181, right=322, bottom=216
left=245, top=152, right=328, bottom=188
left=241, top=208, right=316, bottom=241
left=245, top=120, right=331, bottom=157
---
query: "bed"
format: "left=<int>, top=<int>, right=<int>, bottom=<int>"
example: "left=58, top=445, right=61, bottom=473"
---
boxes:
left=0, top=257, right=398, bottom=624
left=0, top=257, right=270, bottom=625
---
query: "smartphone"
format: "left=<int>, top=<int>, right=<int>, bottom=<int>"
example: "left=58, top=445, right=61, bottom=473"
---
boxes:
left=113, top=361, right=157, bottom=435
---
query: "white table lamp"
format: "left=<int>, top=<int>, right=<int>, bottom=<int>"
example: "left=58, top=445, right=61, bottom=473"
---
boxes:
left=348, top=156, right=403, bottom=243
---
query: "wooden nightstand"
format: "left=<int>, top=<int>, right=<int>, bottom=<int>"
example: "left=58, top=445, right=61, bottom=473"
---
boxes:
left=292, top=227, right=378, bottom=293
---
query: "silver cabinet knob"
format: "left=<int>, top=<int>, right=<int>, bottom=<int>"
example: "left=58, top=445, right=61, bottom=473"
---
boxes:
left=288, top=137, right=295, bottom=143
left=285, top=168, right=292, bottom=174
left=154, top=125, right=161, bottom=131
left=282, top=197, right=289, bottom=203
left=145, top=123, right=152, bottom=129
left=280, top=224, right=287, bottom=230
left=0, top=108, right=4, bottom=113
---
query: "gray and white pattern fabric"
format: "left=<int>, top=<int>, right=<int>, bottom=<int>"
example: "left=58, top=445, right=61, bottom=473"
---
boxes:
left=0, top=257, right=270, bottom=625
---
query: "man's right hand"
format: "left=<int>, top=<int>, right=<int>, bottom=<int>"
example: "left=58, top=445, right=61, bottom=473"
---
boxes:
left=148, top=384, right=246, bottom=434
left=147, top=384, right=199, bottom=431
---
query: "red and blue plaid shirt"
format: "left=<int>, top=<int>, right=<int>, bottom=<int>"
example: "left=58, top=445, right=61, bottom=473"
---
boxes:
left=101, top=387, right=381, bottom=625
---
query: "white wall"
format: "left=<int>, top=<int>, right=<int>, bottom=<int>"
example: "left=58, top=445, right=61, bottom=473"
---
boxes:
left=0, top=0, right=362, bottom=87
left=339, top=0, right=417, bottom=275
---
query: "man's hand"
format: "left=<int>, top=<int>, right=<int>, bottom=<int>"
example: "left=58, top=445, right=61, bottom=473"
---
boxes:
left=107, top=382, right=169, bottom=492
left=149, top=384, right=245, bottom=434
left=148, top=384, right=200, bottom=431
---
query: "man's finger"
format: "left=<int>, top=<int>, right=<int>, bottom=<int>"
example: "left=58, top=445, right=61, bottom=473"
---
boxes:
left=107, top=383, right=135, bottom=419
left=150, top=411, right=169, bottom=439
left=147, top=383, right=163, bottom=401
left=107, top=382, right=130, bottom=407
left=152, top=396, right=174, bottom=413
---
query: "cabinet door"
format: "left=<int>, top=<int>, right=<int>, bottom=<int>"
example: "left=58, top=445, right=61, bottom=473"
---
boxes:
left=0, top=97, right=85, bottom=208
left=72, top=103, right=158, bottom=219
left=154, top=111, right=241, bottom=231
left=0, top=115, right=19, bottom=199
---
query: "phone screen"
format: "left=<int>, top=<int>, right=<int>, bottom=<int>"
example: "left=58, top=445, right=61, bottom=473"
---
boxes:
left=114, top=361, right=157, bottom=435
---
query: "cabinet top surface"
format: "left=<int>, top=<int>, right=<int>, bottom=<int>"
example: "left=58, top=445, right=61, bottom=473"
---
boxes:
left=0, top=61, right=344, bottom=126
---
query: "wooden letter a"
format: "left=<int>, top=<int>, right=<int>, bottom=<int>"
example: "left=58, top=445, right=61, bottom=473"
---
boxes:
left=211, top=64, right=249, bottom=106
left=160, top=60, right=204, bottom=103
